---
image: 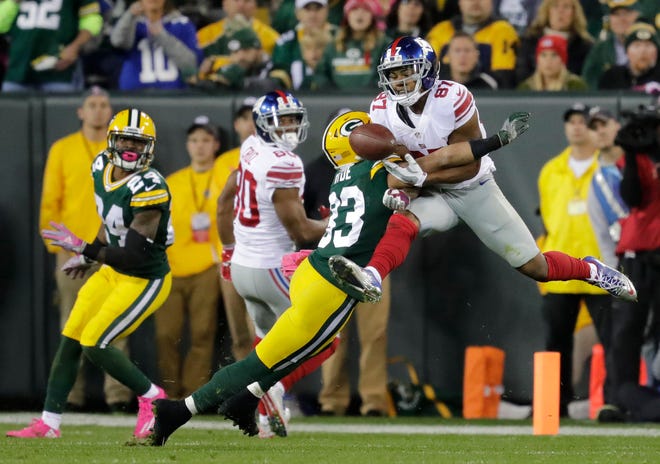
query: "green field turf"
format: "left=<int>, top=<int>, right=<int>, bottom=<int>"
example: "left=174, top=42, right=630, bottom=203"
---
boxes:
left=1, top=414, right=659, bottom=464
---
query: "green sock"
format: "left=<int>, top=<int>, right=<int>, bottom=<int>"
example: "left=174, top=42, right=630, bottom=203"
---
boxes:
left=44, top=336, right=83, bottom=413
left=192, top=351, right=270, bottom=412
left=82, top=345, right=151, bottom=395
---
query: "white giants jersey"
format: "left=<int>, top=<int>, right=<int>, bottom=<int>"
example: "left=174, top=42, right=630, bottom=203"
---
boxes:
left=232, top=135, right=305, bottom=268
left=369, top=79, right=495, bottom=190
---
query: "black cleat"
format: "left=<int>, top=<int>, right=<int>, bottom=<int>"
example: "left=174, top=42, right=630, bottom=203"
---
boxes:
left=218, top=389, right=260, bottom=437
left=148, top=399, right=192, bottom=446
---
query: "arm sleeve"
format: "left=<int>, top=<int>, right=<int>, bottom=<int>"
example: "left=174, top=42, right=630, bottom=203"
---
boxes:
left=110, top=10, right=138, bottom=49
left=79, top=13, right=103, bottom=36
left=0, top=0, right=19, bottom=34
left=151, top=21, right=200, bottom=72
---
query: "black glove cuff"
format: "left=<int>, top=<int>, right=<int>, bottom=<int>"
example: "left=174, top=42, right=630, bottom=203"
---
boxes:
left=469, top=135, right=503, bottom=159
left=82, top=238, right=104, bottom=260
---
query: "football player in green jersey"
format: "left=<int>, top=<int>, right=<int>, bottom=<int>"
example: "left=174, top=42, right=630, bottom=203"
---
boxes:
left=0, top=0, right=103, bottom=92
left=7, top=108, right=172, bottom=441
left=147, top=109, right=531, bottom=446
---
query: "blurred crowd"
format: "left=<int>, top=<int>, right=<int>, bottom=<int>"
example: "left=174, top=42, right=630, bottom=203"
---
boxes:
left=0, top=0, right=658, bottom=94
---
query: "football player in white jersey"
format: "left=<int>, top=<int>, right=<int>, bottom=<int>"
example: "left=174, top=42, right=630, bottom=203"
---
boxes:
left=329, top=36, right=638, bottom=304
left=217, top=90, right=333, bottom=438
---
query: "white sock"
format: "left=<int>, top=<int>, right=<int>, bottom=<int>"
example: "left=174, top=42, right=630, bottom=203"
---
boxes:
left=247, top=381, right=265, bottom=398
left=41, top=411, right=62, bottom=430
left=140, top=384, right=160, bottom=399
left=184, top=396, right=198, bottom=415
left=272, top=381, right=285, bottom=395
left=364, top=266, right=382, bottom=283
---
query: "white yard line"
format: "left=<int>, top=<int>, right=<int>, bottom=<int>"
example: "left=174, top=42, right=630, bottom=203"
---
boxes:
left=1, top=412, right=659, bottom=437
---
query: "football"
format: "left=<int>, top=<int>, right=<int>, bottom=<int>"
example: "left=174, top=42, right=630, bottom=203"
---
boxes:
left=349, top=123, right=397, bottom=160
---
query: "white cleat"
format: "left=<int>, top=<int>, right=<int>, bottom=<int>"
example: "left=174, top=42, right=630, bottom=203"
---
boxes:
left=584, top=256, right=637, bottom=301
left=259, top=383, right=290, bottom=438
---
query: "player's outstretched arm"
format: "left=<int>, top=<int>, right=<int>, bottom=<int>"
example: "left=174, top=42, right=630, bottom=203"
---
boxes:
left=385, top=112, right=530, bottom=188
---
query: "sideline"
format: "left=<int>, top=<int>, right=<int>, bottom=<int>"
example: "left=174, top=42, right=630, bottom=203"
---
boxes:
left=1, top=412, right=660, bottom=436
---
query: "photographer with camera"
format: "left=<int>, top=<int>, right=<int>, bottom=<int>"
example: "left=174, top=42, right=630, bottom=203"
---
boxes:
left=600, top=102, right=660, bottom=422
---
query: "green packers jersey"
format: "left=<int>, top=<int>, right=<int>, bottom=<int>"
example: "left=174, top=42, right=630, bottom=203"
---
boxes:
left=5, top=0, right=100, bottom=84
left=91, top=153, right=173, bottom=279
left=308, top=161, right=392, bottom=300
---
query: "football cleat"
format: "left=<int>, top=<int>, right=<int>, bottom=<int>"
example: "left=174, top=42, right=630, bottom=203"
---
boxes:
left=258, top=383, right=290, bottom=438
left=6, top=419, right=60, bottom=438
left=218, top=389, right=260, bottom=437
left=148, top=399, right=192, bottom=446
left=134, top=385, right=167, bottom=439
left=328, top=255, right=382, bottom=303
left=583, top=256, right=637, bottom=301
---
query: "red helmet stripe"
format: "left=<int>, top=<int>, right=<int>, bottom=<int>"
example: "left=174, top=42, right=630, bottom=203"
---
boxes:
left=275, top=90, right=289, bottom=104
left=390, top=37, right=403, bottom=54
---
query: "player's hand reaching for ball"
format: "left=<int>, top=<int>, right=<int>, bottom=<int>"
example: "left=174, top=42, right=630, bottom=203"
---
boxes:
left=497, top=112, right=531, bottom=146
left=384, top=153, right=427, bottom=187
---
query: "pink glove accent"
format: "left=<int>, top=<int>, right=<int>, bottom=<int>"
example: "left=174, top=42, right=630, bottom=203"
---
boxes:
left=281, top=249, right=313, bottom=278
left=41, top=221, right=86, bottom=253
left=220, top=245, right=234, bottom=281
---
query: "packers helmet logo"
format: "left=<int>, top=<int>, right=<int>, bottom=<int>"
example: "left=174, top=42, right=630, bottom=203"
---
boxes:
left=339, top=118, right=365, bottom=137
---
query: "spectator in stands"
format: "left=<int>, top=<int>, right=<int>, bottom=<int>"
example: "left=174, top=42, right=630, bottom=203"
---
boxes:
left=598, top=22, right=659, bottom=91
left=213, top=98, right=257, bottom=362
left=313, top=0, right=391, bottom=90
left=492, top=0, right=543, bottom=35
left=195, top=27, right=281, bottom=92
left=270, top=0, right=337, bottom=90
left=426, top=0, right=519, bottom=88
left=81, top=0, right=129, bottom=89
left=155, top=116, right=223, bottom=399
left=385, top=0, right=435, bottom=39
left=581, top=0, right=641, bottom=90
left=0, top=0, right=103, bottom=92
left=110, top=0, right=202, bottom=90
left=516, top=34, right=588, bottom=89
left=438, top=31, right=499, bottom=89
left=272, top=0, right=345, bottom=34
left=197, top=0, right=279, bottom=57
left=515, top=0, right=593, bottom=85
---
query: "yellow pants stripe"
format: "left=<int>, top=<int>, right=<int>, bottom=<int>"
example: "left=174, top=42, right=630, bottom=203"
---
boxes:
left=98, top=276, right=165, bottom=348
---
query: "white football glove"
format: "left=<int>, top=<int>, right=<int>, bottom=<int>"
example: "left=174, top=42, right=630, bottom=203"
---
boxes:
left=383, top=153, right=427, bottom=187
left=382, top=188, right=411, bottom=211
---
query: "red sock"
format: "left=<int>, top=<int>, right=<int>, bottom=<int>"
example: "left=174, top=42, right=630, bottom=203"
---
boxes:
left=543, top=251, right=590, bottom=281
left=367, top=214, right=419, bottom=279
left=279, top=337, right=340, bottom=391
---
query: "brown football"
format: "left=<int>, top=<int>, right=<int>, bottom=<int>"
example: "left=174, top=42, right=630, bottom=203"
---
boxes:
left=348, top=123, right=397, bottom=160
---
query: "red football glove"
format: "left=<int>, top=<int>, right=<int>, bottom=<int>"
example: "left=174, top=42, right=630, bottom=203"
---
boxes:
left=220, top=244, right=234, bottom=281
left=318, top=205, right=330, bottom=219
